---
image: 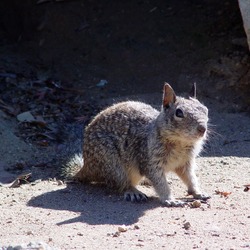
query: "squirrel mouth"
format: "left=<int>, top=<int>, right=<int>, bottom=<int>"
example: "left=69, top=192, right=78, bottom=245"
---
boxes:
left=196, top=124, right=207, bottom=137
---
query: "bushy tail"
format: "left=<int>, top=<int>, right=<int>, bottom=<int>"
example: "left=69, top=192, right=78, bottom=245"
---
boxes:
left=58, top=123, right=84, bottom=180
left=61, top=153, right=84, bottom=179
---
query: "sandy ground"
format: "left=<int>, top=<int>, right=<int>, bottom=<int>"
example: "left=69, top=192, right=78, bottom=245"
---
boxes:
left=0, top=95, right=250, bottom=250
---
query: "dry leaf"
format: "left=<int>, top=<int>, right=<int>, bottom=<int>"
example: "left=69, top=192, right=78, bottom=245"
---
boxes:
left=31, top=116, right=47, bottom=127
left=7, top=173, right=32, bottom=188
left=17, top=111, right=35, bottom=122
left=37, top=140, right=49, bottom=147
left=17, top=112, right=47, bottom=127
left=215, top=190, right=232, bottom=197
left=0, top=99, right=20, bottom=116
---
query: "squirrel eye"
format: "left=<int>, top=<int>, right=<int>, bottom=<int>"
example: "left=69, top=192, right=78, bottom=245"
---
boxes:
left=175, top=108, right=184, bottom=118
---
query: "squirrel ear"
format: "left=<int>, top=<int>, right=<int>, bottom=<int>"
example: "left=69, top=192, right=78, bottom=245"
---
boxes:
left=190, top=82, right=197, bottom=99
left=163, top=83, right=176, bottom=108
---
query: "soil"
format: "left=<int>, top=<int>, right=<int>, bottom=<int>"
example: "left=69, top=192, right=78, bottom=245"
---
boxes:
left=0, top=0, right=250, bottom=249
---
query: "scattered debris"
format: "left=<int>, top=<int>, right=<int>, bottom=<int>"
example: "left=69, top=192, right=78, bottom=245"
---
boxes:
left=107, top=224, right=139, bottom=238
left=17, top=111, right=36, bottom=123
left=112, top=231, right=120, bottom=237
left=0, top=76, right=99, bottom=146
left=118, top=225, right=128, bottom=233
left=17, top=111, right=47, bottom=127
left=0, top=99, right=20, bottom=116
left=215, top=190, right=232, bottom=198
left=243, top=184, right=250, bottom=192
left=8, top=173, right=32, bottom=188
left=180, top=197, right=209, bottom=207
left=191, top=200, right=202, bottom=208
left=136, top=243, right=144, bottom=247
left=211, top=233, right=220, bottom=237
left=166, top=232, right=177, bottom=237
left=96, top=79, right=108, bottom=87
left=183, top=222, right=191, bottom=230
left=26, top=230, right=34, bottom=235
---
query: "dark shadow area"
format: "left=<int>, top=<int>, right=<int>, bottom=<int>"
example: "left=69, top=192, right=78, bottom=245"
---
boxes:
left=203, top=135, right=250, bottom=158
left=0, top=0, right=248, bottom=102
left=200, top=101, right=250, bottom=158
left=27, top=183, right=160, bottom=226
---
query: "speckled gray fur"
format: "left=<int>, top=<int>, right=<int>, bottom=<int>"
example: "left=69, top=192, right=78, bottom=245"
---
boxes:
left=69, top=83, right=209, bottom=206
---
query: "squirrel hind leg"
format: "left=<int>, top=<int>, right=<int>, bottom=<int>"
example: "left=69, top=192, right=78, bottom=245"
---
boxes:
left=124, top=187, right=148, bottom=202
left=102, top=163, right=147, bottom=202
left=123, top=166, right=148, bottom=202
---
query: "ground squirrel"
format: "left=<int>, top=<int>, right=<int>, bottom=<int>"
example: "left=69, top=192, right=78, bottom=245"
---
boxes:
left=65, top=83, right=210, bottom=207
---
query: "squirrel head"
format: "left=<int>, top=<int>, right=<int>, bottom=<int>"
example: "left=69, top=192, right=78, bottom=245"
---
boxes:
left=159, top=83, right=208, bottom=143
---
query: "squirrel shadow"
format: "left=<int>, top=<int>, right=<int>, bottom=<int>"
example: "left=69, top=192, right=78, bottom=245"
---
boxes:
left=27, top=182, right=159, bottom=226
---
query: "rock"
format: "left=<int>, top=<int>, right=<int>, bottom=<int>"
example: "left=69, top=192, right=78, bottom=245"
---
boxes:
left=238, top=0, right=250, bottom=51
left=183, top=222, right=191, bottom=230
left=118, top=225, right=128, bottom=232
left=112, top=231, right=120, bottom=237
left=191, top=200, right=202, bottom=208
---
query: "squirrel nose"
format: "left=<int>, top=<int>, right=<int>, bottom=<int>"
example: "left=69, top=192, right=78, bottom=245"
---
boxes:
left=197, top=124, right=206, bottom=135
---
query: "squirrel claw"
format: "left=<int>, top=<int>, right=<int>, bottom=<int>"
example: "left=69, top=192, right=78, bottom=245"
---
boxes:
left=192, top=193, right=211, bottom=201
left=162, top=200, right=186, bottom=207
left=124, top=190, right=148, bottom=202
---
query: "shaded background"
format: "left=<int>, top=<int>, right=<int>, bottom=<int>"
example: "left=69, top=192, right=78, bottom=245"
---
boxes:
left=0, top=0, right=249, bottom=107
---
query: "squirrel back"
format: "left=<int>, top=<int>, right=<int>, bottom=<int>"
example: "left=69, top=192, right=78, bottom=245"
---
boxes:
left=63, top=83, right=209, bottom=206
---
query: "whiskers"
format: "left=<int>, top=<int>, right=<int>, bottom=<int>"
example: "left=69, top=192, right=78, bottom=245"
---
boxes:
left=207, top=122, right=221, bottom=139
left=202, top=122, right=222, bottom=156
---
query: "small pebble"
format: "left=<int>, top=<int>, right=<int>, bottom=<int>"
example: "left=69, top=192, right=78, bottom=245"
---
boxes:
left=113, top=231, right=120, bottom=237
left=118, top=225, right=128, bottom=232
left=183, top=222, right=191, bottom=230
left=191, top=200, right=201, bottom=208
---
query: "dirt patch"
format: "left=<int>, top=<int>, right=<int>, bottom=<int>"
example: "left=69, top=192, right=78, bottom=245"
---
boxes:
left=0, top=155, right=250, bottom=249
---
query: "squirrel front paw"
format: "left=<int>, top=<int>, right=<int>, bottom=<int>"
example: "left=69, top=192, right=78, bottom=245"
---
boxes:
left=162, top=200, right=186, bottom=207
left=192, top=193, right=211, bottom=201
left=188, top=189, right=211, bottom=201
